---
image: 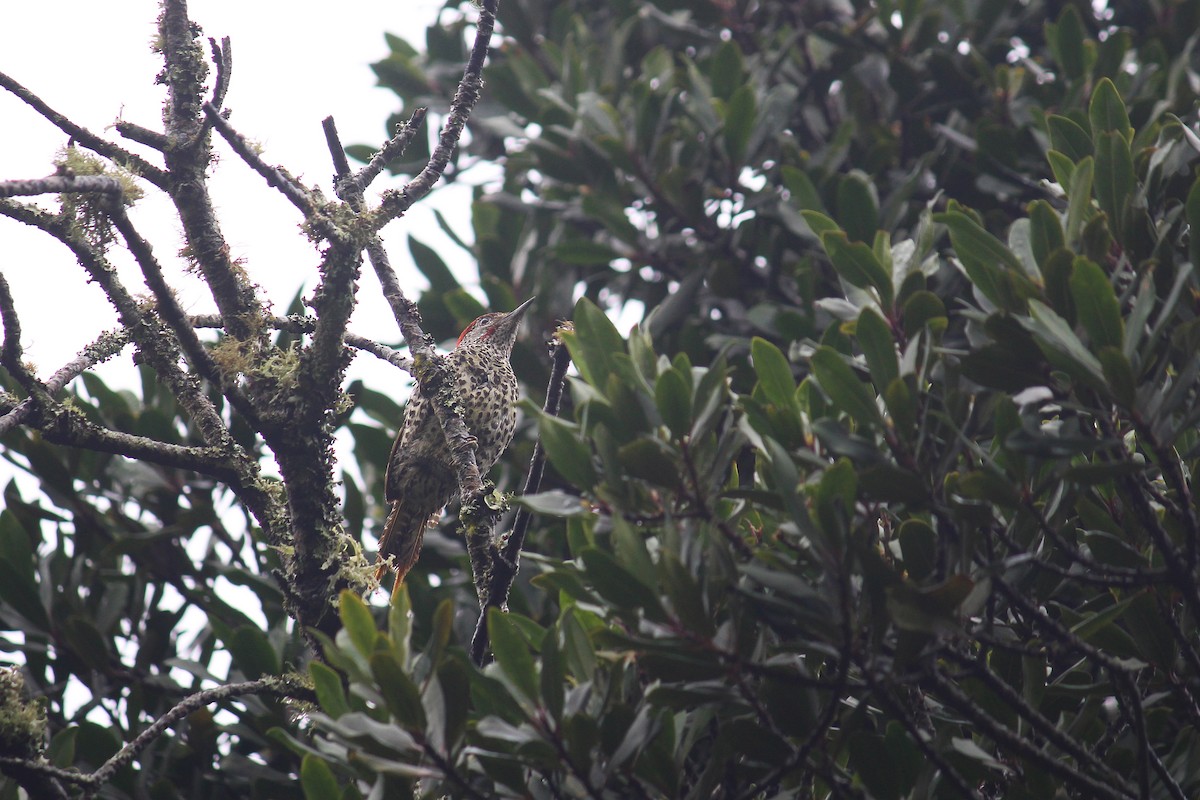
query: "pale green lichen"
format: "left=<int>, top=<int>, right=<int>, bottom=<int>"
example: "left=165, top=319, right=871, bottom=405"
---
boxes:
left=0, top=668, right=46, bottom=758
left=325, top=531, right=376, bottom=600
left=54, top=146, right=143, bottom=253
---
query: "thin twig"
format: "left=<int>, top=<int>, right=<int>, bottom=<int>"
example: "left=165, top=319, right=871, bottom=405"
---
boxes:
left=208, top=37, right=233, bottom=116
left=0, top=328, right=129, bottom=435
left=79, top=677, right=314, bottom=798
left=0, top=70, right=168, bottom=188
left=107, top=202, right=262, bottom=428
left=947, top=649, right=1128, bottom=787
left=0, top=175, right=124, bottom=198
left=928, top=668, right=1137, bottom=800
left=202, top=102, right=321, bottom=219
left=328, top=108, right=429, bottom=201
left=470, top=334, right=572, bottom=664
left=372, top=0, right=498, bottom=229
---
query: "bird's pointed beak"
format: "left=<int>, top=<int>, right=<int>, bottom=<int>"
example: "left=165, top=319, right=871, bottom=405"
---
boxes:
left=490, top=296, right=535, bottom=347
left=508, top=296, right=535, bottom=320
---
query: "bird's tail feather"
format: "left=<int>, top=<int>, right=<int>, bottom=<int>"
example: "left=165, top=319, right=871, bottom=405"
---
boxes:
left=374, top=500, right=427, bottom=586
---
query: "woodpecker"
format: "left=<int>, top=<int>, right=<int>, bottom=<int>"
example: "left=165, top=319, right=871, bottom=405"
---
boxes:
left=375, top=298, right=533, bottom=587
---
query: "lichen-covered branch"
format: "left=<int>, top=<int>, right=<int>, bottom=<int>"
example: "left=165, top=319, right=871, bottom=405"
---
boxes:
left=0, top=327, right=129, bottom=435
left=158, top=0, right=265, bottom=345
left=0, top=676, right=315, bottom=799
left=0, top=196, right=281, bottom=549
left=0, top=71, right=168, bottom=188
left=0, top=175, right=124, bottom=198
left=106, top=202, right=261, bottom=427
left=190, top=313, right=414, bottom=372
left=329, top=108, right=429, bottom=201
left=202, top=102, right=323, bottom=220
left=372, top=0, right=498, bottom=229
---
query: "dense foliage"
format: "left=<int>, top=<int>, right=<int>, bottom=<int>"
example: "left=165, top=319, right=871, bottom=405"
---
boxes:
left=3, top=0, right=1200, bottom=798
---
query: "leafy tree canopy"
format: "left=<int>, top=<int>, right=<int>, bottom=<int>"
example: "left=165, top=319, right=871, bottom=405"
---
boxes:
left=2, top=0, right=1200, bottom=798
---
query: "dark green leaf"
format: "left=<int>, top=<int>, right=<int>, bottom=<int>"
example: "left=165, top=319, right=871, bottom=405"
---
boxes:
left=935, top=208, right=1034, bottom=312
left=548, top=240, right=619, bottom=266
left=301, top=754, right=340, bottom=800
left=818, top=231, right=895, bottom=307
left=750, top=337, right=799, bottom=412
left=782, top=166, right=825, bottom=212
left=849, top=732, right=901, bottom=800
left=836, top=173, right=880, bottom=243
left=538, top=415, right=597, bottom=489
left=658, top=551, right=712, bottom=636
left=1028, top=200, right=1065, bottom=269
left=1124, top=591, right=1176, bottom=668
left=883, top=377, right=917, bottom=438
left=338, top=590, right=378, bottom=659
left=563, top=297, right=626, bottom=390
left=1047, top=6, right=1089, bottom=81
left=810, top=345, right=883, bottom=429
left=1089, top=78, right=1133, bottom=144
left=539, top=626, right=564, bottom=721
left=654, top=367, right=692, bottom=439
left=1069, top=257, right=1124, bottom=350
left=1093, top=131, right=1134, bottom=241
left=1065, top=156, right=1095, bottom=245
left=408, top=236, right=458, bottom=292
left=228, top=626, right=279, bottom=680
left=856, top=307, right=899, bottom=392
left=898, top=520, right=937, bottom=580
left=370, top=651, right=426, bottom=727
left=710, top=39, right=744, bottom=100
left=487, top=609, right=539, bottom=703
left=612, top=517, right=656, bottom=589
left=310, top=661, right=349, bottom=719
left=901, top=291, right=947, bottom=337
left=723, top=85, right=756, bottom=161
left=388, top=583, right=414, bottom=666
left=579, top=548, right=666, bottom=619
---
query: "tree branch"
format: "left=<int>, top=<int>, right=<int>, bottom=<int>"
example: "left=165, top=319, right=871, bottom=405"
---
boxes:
left=106, top=202, right=262, bottom=428
left=372, top=0, right=498, bottom=229
left=0, top=196, right=279, bottom=542
left=470, top=334, right=572, bottom=664
left=0, top=676, right=316, bottom=798
left=0, top=175, right=124, bottom=198
left=0, top=327, right=130, bottom=436
left=159, top=0, right=265, bottom=344
left=0, top=70, right=168, bottom=188
left=188, top=313, right=413, bottom=371
left=328, top=108, right=429, bottom=201
left=202, top=102, right=323, bottom=219
left=927, top=667, right=1137, bottom=800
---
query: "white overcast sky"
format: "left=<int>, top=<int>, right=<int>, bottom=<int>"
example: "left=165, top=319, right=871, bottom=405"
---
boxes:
left=1, top=1, right=473, bottom=386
